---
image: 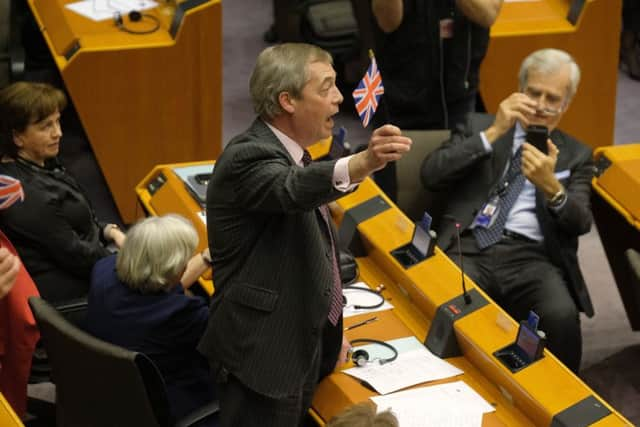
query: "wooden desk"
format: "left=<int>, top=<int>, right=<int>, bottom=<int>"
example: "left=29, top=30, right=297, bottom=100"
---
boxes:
left=135, top=160, right=630, bottom=426
left=27, top=0, right=222, bottom=223
left=312, top=178, right=631, bottom=426
left=480, top=0, right=621, bottom=150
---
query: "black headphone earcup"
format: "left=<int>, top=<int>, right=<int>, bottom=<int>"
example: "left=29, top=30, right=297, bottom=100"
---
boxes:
left=129, top=10, right=142, bottom=22
left=352, top=349, right=369, bottom=367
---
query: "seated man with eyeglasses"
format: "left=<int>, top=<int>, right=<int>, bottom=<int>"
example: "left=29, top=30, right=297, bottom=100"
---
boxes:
left=421, top=48, right=594, bottom=373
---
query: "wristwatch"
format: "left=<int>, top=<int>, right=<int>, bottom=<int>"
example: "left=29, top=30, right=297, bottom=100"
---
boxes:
left=547, top=187, right=566, bottom=207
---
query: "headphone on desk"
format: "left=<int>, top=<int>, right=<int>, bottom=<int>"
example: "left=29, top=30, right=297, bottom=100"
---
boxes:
left=343, top=284, right=385, bottom=310
left=113, top=10, right=160, bottom=35
left=349, top=338, right=399, bottom=367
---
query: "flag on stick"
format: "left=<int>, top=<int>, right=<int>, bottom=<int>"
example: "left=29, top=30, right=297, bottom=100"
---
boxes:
left=352, top=53, right=384, bottom=128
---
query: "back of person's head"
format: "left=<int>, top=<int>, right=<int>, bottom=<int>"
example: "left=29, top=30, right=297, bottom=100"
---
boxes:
left=518, top=48, right=581, bottom=102
left=249, top=42, right=332, bottom=121
left=0, top=81, right=67, bottom=158
left=116, top=214, right=198, bottom=293
left=327, top=402, right=399, bottom=427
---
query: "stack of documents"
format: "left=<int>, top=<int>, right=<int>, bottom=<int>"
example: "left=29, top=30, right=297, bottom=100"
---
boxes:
left=371, top=381, right=495, bottom=427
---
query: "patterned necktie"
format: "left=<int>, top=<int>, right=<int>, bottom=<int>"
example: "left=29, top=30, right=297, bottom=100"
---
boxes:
left=473, top=145, right=525, bottom=249
left=302, top=150, right=343, bottom=325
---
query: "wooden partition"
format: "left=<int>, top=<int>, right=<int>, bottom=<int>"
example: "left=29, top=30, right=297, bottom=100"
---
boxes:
left=27, top=0, right=223, bottom=223
left=480, top=0, right=621, bottom=150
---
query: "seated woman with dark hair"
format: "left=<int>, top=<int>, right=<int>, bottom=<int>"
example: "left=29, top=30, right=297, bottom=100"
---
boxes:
left=86, top=214, right=215, bottom=422
left=0, top=81, right=125, bottom=304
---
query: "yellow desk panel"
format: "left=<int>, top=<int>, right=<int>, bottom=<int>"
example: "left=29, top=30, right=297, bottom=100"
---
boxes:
left=0, top=394, right=23, bottom=427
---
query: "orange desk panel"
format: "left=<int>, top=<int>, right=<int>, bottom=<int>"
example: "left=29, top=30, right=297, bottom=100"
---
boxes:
left=481, top=0, right=621, bottom=150
left=28, top=0, right=223, bottom=223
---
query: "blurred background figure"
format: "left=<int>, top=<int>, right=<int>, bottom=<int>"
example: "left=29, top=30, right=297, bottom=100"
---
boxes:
left=621, top=0, right=640, bottom=80
left=327, top=402, right=399, bottom=427
left=370, top=0, right=503, bottom=201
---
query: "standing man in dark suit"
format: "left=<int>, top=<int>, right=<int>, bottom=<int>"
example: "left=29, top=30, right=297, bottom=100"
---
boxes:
left=421, top=49, right=594, bottom=373
left=198, top=43, right=412, bottom=427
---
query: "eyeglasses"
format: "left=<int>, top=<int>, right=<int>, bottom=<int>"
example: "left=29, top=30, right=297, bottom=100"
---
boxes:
left=535, top=106, right=562, bottom=117
left=523, top=88, right=565, bottom=117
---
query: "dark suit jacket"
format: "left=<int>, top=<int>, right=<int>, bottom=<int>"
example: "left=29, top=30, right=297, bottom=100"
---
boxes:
left=198, top=119, right=345, bottom=398
left=87, top=255, right=214, bottom=420
left=421, top=113, right=595, bottom=316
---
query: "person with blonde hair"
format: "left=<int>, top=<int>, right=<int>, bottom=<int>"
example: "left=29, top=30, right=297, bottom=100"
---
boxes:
left=86, top=214, right=215, bottom=422
left=328, top=402, right=399, bottom=427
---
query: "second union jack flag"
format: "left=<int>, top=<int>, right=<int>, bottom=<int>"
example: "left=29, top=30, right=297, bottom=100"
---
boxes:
left=352, top=56, right=384, bottom=128
left=0, top=175, right=24, bottom=210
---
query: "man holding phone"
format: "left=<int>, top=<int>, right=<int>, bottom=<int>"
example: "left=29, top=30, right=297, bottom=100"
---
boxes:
left=421, top=49, right=594, bottom=373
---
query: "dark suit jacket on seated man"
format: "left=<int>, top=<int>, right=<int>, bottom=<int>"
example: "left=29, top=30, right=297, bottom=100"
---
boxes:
left=197, top=43, right=412, bottom=427
left=421, top=48, right=594, bottom=373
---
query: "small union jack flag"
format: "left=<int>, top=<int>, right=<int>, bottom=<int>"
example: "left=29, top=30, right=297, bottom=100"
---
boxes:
left=352, top=55, right=384, bottom=128
left=0, top=175, right=24, bottom=210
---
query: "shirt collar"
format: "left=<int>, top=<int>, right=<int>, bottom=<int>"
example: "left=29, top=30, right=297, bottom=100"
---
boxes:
left=513, top=122, right=526, bottom=153
left=264, top=121, right=305, bottom=166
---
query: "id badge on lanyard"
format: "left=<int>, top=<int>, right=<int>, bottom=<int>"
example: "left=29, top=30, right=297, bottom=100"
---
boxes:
left=473, top=195, right=500, bottom=229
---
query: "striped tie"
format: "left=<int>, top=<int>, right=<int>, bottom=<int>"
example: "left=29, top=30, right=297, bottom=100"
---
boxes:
left=302, top=150, right=343, bottom=325
left=473, top=145, right=525, bottom=249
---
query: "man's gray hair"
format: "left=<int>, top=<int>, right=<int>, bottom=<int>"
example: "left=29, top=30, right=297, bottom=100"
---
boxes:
left=518, top=48, right=581, bottom=101
left=249, top=43, right=333, bottom=120
left=116, top=214, right=198, bottom=293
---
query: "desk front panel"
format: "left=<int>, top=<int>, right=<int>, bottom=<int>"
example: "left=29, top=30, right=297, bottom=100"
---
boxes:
left=481, top=0, right=621, bottom=150
left=28, top=0, right=222, bottom=223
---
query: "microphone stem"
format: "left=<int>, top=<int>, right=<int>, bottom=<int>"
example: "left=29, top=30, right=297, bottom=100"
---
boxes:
left=456, top=224, right=472, bottom=305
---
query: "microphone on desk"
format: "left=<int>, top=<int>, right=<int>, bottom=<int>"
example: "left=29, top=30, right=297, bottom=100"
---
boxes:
left=442, top=215, right=472, bottom=305
left=454, top=222, right=472, bottom=305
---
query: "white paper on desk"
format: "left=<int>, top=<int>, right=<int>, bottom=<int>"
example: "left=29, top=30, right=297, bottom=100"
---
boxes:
left=371, top=380, right=494, bottom=427
left=343, top=345, right=463, bottom=395
left=66, top=0, right=158, bottom=22
left=343, top=282, right=393, bottom=318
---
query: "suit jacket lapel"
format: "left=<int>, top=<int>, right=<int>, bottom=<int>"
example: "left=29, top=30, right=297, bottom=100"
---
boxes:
left=489, top=127, right=516, bottom=190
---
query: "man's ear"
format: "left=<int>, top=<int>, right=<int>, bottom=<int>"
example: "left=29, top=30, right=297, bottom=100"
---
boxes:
left=12, top=130, right=23, bottom=148
left=279, top=92, right=296, bottom=114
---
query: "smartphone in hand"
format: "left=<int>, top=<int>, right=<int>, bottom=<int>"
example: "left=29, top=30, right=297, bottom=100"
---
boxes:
left=525, top=125, right=549, bottom=155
